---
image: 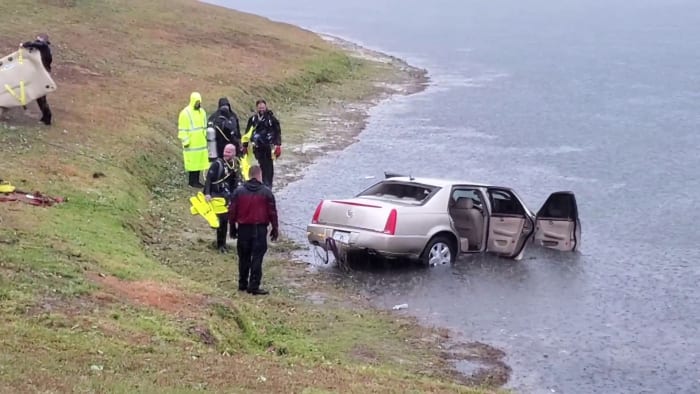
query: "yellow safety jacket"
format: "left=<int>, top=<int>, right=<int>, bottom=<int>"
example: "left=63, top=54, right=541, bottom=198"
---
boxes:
left=178, top=92, right=209, bottom=172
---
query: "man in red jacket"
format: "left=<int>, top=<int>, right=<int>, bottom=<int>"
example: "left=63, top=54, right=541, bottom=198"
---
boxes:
left=229, top=165, right=279, bottom=295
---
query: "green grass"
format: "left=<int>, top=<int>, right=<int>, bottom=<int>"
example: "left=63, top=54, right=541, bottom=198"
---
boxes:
left=0, top=0, right=499, bottom=392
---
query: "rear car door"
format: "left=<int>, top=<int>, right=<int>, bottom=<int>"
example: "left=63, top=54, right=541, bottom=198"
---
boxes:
left=486, top=188, right=534, bottom=258
left=448, top=187, right=487, bottom=252
left=534, top=191, right=580, bottom=251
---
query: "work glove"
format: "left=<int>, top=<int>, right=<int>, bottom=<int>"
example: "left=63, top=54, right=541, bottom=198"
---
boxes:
left=274, top=145, right=282, bottom=158
left=229, top=226, right=238, bottom=239
left=270, top=228, right=279, bottom=242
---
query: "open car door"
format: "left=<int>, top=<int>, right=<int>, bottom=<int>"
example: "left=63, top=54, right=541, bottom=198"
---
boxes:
left=534, top=191, right=580, bottom=252
left=485, top=188, right=534, bottom=259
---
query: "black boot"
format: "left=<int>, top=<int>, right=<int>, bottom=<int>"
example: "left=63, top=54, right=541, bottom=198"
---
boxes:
left=247, top=288, right=269, bottom=295
left=37, top=96, right=51, bottom=125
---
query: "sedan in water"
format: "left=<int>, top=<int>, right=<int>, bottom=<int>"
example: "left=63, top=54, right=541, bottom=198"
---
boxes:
left=306, top=173, right=580, bottom=266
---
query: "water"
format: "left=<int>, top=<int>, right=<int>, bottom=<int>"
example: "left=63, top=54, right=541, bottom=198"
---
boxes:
left=209, top=1, right=700, bottom=392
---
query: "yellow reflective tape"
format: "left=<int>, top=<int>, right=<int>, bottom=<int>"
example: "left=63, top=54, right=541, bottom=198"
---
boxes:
left=3, top=84, right=15, bottom=100
left=4, top=82, right=27, bottom=105
left=20, top=81, right=25, bottom=105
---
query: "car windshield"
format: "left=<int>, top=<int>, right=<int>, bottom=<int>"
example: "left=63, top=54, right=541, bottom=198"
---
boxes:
left=357, top=181, right=437, bottom=204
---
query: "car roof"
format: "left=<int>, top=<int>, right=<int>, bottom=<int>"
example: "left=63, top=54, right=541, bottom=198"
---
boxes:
left=383, top=176, right=494, bottom=188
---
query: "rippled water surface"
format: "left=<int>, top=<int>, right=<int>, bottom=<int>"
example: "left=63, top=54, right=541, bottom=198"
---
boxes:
left=211, top=1, right=700, bottom=392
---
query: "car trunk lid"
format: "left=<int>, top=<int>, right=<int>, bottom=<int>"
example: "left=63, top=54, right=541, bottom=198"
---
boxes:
left=314, top=198, right=395, bottom=233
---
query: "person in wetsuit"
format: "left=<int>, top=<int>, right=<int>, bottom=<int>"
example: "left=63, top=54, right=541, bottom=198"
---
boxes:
left=244, top=99, right=281, bottom=188
left=20, top=33, right=52, bottom=125
left=203, top=144, right=239, bottom=253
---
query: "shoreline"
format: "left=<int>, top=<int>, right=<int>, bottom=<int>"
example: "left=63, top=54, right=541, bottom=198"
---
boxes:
left=267, top=31, right=512, bottom=387
left=270, top=33, right=430, bottom=191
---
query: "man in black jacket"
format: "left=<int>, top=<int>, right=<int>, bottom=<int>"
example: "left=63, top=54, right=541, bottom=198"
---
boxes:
left=207, top=97, right=241, bottom=159
left=20, top=33, right=52, bottom=125
left=228, top=165, right=279, bottom=295
left=245, top=99, right=282, bottom=188
left=204, top=144, right=238, bottom=253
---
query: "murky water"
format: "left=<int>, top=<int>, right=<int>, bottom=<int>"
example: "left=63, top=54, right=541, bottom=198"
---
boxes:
left=212, top=0, right=700, bottom=392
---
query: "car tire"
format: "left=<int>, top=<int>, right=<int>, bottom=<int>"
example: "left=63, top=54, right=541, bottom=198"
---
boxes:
left=421, top=235, right=456, bottom=267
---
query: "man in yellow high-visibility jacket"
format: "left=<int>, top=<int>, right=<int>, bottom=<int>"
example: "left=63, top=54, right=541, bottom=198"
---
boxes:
left=178, top=92, right=209, bottom=187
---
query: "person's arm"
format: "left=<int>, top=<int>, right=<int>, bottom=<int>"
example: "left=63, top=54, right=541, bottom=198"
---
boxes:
left=203, top=161, right=219, bottom=198
left=228, top=115, right=241, bottom=153
left=266, top=190, right=279, bottom=240
left=271, top=114, right=282, bottom=158
left=228, top=188, right=239, bottom=237
left=231, top=113, right=241, bottom=139
left=245, top=115, right=254, bottom=137
left=177, top=110, right=191, bottom=147
left=230, top=112, right=240, bottom=136
left=272, top=114, right=282, bottom=146
left=241, top=116, right=254, bottom=154
left=20, top=40, right=44, bottom=50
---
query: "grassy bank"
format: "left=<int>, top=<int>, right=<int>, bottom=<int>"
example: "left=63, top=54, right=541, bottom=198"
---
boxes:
left=0, top=0, right=503, bottom=392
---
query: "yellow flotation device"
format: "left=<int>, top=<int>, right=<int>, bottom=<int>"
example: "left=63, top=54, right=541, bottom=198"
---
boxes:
left=239, top=125, right=256, bottom=181
left=189, top=192, right=228, bottom=228
left=0, top=181, right=16, bottom=193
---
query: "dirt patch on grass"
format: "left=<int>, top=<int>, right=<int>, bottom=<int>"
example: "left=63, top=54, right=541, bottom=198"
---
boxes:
left=58, top=61, right=104, bottom=81
left=187, top=325, right=218, bottom=346
left=350, top=344, right=380, bottom=365
left=88, top=273, right=207, bottom=317
left=442, top=341, right=512, bottom=387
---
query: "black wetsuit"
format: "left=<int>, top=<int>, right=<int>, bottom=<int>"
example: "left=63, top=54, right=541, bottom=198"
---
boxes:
left=21, top=39, right=52, bottom=125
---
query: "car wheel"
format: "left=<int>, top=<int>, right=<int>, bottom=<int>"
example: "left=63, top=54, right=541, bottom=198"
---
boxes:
left=422, top=236, right=455, bottom=267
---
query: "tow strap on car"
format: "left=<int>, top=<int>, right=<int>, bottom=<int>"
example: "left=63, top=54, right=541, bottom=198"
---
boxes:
left=0, top=181, right=64, bottom=207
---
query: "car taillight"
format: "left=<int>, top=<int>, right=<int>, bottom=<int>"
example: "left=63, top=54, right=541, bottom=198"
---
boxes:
left=311, top=200, right=324, bottom=224
left=383, top=209, right=397, bottom=235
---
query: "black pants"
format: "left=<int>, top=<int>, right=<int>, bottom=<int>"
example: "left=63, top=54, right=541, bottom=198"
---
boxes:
left=37, top=95, right=51, bottom=125
left=254, top=147, right=274, bottom=188
left=216, top=213, right=228, bottom=248
left=188, top=171, right=201, bottom=186
left=237, top=224, right=268, bottom=290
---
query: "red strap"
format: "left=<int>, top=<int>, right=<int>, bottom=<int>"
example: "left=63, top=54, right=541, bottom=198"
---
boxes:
left=0, top=191, right=63, bottom=206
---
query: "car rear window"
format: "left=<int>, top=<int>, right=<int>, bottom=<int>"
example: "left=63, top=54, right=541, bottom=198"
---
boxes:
left=357, top=181, right=437, bottom=204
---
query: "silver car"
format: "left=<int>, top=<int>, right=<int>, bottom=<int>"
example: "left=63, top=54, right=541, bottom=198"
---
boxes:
left=306, top=173, right=580, bottom=266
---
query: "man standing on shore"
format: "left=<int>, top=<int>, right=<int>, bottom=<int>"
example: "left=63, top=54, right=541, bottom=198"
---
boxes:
left=228, top=165, right=279, bottom=295
left=178, top=92, right=208, bottom=187
left=245, top=99, right=282, bottom=188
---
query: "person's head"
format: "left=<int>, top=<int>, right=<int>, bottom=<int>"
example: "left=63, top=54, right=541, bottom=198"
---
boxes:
left=249, top=165, right=262, bottom=182
left=256, top=99, right=267, bottom=115
left=223, top=144, right=236, bottom=162
left=37, top=33, right=49, bottom=42
left=218, top=97, right=231, bottom=114
left=190, top=92, right=202, bottom=110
